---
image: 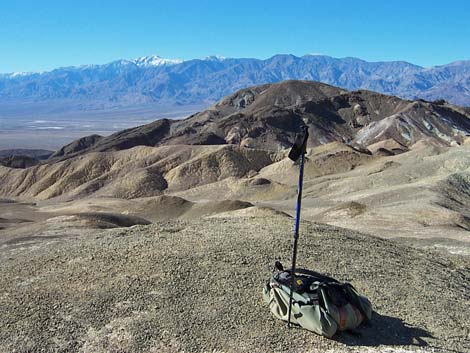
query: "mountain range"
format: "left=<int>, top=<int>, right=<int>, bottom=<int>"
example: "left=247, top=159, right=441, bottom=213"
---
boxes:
left=0, top=54, right=469, bottom=117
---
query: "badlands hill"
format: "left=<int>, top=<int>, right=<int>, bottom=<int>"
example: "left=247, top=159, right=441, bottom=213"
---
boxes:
left=47, top=81, right=470, bottom=162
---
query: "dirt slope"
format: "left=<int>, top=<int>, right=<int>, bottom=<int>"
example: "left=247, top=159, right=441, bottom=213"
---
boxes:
left=0, top=217, right=468, bottom=352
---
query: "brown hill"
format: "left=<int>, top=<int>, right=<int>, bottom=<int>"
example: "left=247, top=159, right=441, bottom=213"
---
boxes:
left=0, top=140, right=378, bottom=202
left=0, top=145, right=281, bottom=200
left=49, top=80, right=470, bottom=161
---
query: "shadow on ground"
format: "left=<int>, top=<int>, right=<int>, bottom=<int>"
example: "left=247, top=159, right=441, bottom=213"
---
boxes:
left=336, top=311, right=434, bottom=347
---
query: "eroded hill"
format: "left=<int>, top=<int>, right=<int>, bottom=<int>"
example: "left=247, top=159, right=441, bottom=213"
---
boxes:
left=47, top=81, right=470, bottom=161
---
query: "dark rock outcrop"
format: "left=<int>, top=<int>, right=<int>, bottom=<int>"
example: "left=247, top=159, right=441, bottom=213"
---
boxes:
left=0, top=155, right=40, bottom=169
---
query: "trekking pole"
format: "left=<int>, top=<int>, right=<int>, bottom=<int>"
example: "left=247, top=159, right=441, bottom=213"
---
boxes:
left=287, top=125, right=308, bottom=328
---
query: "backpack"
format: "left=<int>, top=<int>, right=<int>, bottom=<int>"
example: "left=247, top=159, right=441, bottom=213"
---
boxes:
left=263, top=263, right=372, bottom=338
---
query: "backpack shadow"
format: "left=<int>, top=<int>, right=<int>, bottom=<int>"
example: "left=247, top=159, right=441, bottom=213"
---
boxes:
left=335, top=311, right=434, bottom=347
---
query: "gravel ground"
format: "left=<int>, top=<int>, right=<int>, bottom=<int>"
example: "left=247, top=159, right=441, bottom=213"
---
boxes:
left=0, top=217, right=469, bottom=352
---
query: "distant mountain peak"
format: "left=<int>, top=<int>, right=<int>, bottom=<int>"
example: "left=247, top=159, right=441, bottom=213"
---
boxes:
left=132, top=55, right=183, bottom=67
left=203, top=55, right=227, bottom=61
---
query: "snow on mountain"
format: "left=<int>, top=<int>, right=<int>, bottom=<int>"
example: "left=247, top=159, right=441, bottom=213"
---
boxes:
left=0, top=72, right=34, bottom=79
left=132, top=55, right=183, bottom=67
left=203, top=55, right=227, bottom=61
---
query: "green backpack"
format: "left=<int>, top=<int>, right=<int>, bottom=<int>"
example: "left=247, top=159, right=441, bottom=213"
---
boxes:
left=263, top=263, right=372, bottom=338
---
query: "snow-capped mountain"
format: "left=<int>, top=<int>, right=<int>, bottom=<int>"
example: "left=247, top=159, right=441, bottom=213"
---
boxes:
left=132, top=55, right=183, bottom=67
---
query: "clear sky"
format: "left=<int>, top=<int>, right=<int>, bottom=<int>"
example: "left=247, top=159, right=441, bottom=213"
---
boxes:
left=0, top=0, right=469, bottom=73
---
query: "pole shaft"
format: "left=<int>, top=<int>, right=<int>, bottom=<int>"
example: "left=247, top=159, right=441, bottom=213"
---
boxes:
left=287, top=152, right=305, bottom=328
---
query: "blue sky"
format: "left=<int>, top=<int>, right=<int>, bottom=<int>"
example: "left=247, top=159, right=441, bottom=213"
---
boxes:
left=0, top=0, right=469, bottom=73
